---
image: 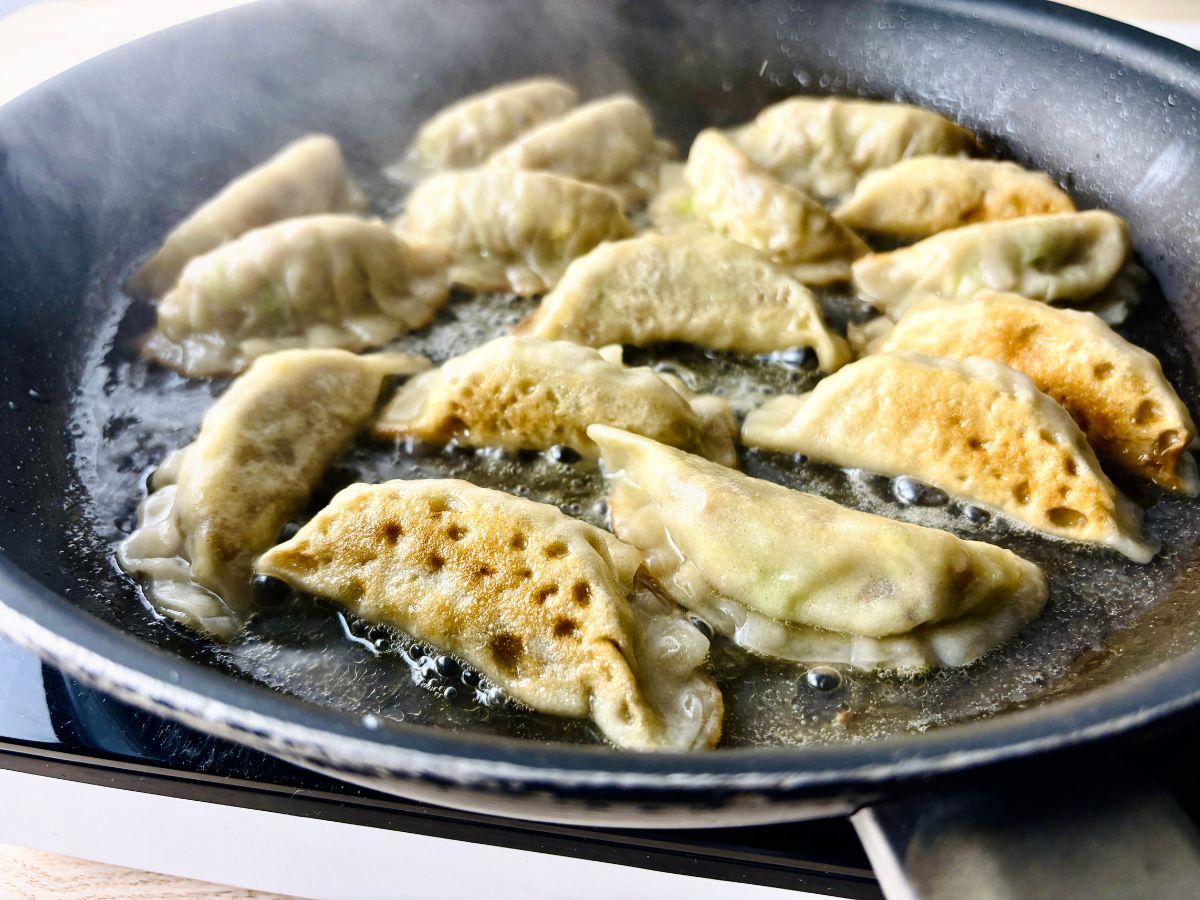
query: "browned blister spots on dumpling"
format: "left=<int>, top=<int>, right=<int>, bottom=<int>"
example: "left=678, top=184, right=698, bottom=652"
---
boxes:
left=254, top=479, right=724, bottom=751
left=741, top=352, right=1157, bottom=561
left=875, top=292, right=1198, bottom=493
left=372, top=336, right=737, bottom=465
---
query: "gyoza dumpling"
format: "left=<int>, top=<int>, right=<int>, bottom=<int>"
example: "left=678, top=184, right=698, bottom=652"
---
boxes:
left=590, top=426, right=1048, bottom=673
left=373, top=336, right=737, bottom=465
left=868, top=292, right=1198, bottom=493
left=515, top=231, right=850, bottom=370
left=742, top=353, right=1156, bottom=562
left=399, top=169, right=632, bottom=295
left=143, top=215, right=450, bottom=377
left=255, top=479, right=724, bottom=751
left=407, top=78, right=578, bottom=171
left=851, top=211, right=1129, bottom=318
left=488, top=95, right=674, bottom=206
left=834, top=158, right=1075, bottom=240
left=117, top=349, right=429, bottom=638
left=730, top=97, right=980, bottom=200
left=128, top=135, right=366, bottom=298
left=662, top=129, right=867, bottom=283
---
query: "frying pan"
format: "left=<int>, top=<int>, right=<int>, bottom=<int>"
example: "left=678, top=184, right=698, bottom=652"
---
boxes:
left=3, top=0, right=1200, bottom=891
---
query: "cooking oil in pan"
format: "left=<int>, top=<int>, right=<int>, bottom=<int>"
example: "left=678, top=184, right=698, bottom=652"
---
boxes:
left=71, top=263, right=1200, bottom=750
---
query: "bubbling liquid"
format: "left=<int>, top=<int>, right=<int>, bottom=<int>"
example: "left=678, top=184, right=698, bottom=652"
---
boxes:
left=74, top=248, right=1200, bottom=750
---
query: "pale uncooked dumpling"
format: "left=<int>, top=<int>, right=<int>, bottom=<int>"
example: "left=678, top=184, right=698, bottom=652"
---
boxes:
left=128, top=134, right=366, bottom=298
left=656, top=129, right=867, bottom=283
left=514, top=230, right=850, bottom=370
left=116, top=349, right=429, bottom=638
left=742, top=353, right=1156, bottom=562
left=730, top=96, right=979, bottom=200
left=373, top=336, right=737, bottom=465
left=590, top=426, right=1048, bottom=673
left=255, top=479, right=724, bottom=751
left=488, top=94, right=674, bottom=206
left=398, top=168, right=632, bottom=295
left=143, top=215, right=449, bottom=377
left=867, top=291, right=1198, bottom=493
left=851, top=211, right=1130, bottom=318
left=834, top=157, right=1075, bottom=240
left=407, top=78, right=578, bottom=171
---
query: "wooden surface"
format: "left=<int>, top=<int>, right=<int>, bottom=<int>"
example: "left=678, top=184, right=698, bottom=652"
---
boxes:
left=0, top=844, right=290, bottom=899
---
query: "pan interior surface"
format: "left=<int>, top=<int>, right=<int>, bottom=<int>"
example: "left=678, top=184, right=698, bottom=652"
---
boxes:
left=1, top=0, right=1200, bottom=779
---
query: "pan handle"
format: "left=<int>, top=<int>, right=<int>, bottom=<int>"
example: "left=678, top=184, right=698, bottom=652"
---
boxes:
left=851, top=777, right=1200, bottom=899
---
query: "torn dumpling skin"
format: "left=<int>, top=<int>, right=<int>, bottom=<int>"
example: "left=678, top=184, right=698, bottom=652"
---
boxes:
left=255, top=479, right=724, bottom=751
left=372, top=336, right=738, bottom=466
left=869, top=291, right=1198, bottom=494
left=742, top=353, right=1157, bottom=562
left=590, top=426, right=1048, bottom=674
left=144, top=215, right=450, bottom=377
left=116, top=349, right=429, bottom=639
left=128, top=134, right=367, bottom=298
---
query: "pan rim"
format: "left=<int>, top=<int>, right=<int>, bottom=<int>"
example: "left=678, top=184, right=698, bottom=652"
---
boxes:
left=2, top=0, right=1200, bottom=794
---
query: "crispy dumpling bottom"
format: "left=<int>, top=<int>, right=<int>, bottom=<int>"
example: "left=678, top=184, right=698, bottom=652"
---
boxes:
left=255, top=479, right=723, bottom=751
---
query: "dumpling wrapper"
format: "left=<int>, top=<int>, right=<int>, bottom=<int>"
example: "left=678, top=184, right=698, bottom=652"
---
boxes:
left=742, top=353, right=1156, bottom=562
left=398, top=168, right=633, bottom=295
left=590, top=426, right=1048, bottom=673
left=117, top=349, right=429, bottom=638
left=406, top=78, right=578, bottom=171
left=373, top=336, right=737, bottom=465
left=833, top=157, right=1075, bottom=240
left=851, top=211, right=1130, bottom=318
left=143, top=215, right=450, bottom=377
left=514, top=230, right=850, bottom=370
left=255, top=479, right=724, bottom=751
left=654, top=129, right=867, bottom=284
left=128, top=135, right=367, bottom=298
left=488, top=94, right=674, bottom=207
left=867, top=291, right=1198, bottom=493
left=729, top=97, right=980, bottom=201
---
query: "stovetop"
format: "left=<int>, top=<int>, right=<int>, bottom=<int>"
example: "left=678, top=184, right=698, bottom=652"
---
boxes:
left=0, top=634, right=879, bottom=897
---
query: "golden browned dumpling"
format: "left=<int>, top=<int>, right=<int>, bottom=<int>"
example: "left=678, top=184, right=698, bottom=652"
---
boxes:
left=834, top=158, right=1075, bottom=240
left=407, top=78, right=578, bottom=170
left=730, top=97, right=980, bottom=200
left=851, top=211, right=1129, bottom=318
left=128, top=135, right=366, bottom=297
left=742, top=353, right=1156, bottom=562
left=870, top=292, right=1198, bottom=493
left=591, top=426, right=1048, bottom=673
left=373, top=336, right=737, bottom=465
left=116, top=349, right=429, bottom=638
left=398, top=168, right=632, bottom=295
left=514, top=230, right=850, bottom=370
left=487, top=94, right=674, bottom=206
left=255, top=479, right=724, bottom=751
left=652, top=130, right=867, bottom=284
left=144, top=215, right=449, bottom=377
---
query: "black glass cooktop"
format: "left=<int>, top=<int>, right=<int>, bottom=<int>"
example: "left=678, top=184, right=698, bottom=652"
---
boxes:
left=0, top=635, right=879, bottom=897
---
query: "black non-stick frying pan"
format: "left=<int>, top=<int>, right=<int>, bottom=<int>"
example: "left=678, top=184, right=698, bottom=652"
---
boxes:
left=4, top=0, right=1200, bottom=892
